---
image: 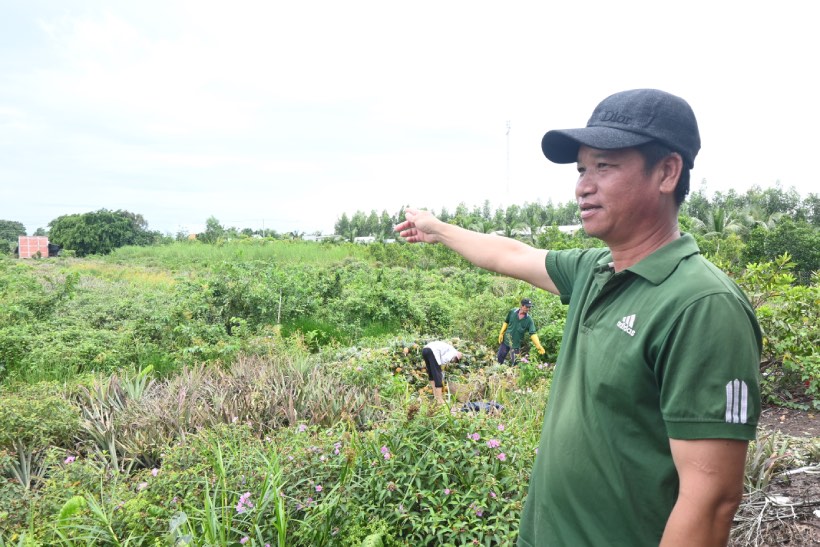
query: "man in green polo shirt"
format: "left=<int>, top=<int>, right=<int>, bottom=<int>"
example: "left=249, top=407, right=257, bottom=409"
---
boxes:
left=396, top=88, right=761, bottom=546
left=497, top=298, right=546, bottom=364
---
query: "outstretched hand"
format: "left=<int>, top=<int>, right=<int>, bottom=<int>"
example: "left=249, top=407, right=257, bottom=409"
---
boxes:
left=394, top=208, right=442, bottom=244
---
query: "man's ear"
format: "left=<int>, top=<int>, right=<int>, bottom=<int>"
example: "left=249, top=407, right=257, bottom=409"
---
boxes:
left=658, top=153, right=683, bottom=195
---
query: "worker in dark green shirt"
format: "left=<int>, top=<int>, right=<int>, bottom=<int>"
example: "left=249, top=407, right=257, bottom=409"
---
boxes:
left=497, top=298, right=545, bottom=364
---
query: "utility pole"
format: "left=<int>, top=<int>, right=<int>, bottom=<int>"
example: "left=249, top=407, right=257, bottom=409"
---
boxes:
left=506, top=120, right=511, bottom=198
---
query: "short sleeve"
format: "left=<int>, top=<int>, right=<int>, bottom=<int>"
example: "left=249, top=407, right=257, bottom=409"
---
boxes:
left=546, top=248, right=609, bottom=305
left=658, top=292, right=762, bottom=440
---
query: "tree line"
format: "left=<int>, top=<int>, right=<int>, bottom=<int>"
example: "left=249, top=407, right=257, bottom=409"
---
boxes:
left=1, top=183, right=818, bottom=272
left=333, top=199, right=581, bottom=243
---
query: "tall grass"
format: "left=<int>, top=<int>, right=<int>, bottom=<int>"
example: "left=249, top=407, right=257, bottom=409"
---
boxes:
left=105, top=240, right=371, bottom=268
left=62, top=261, right=176, bottom=286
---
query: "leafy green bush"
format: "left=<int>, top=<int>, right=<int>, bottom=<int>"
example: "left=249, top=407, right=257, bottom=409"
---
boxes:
left=338, top=409, right=534, bottom=546
left=739, top=255, right=820, bottom=409
left=0, top=385, right=78, bottom=450
left=0, top=384, right=79, bottom=491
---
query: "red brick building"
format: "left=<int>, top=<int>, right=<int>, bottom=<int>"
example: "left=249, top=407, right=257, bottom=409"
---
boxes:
left=17, top=236, right=50, bottom=259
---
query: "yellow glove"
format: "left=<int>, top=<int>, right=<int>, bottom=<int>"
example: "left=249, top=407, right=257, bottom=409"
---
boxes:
left=531, top=334, right=546, bottom=355
left=498, top=323, right=508, bottom=345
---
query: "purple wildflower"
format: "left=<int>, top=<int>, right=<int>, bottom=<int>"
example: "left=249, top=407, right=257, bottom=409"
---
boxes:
left=236, top=492, right=253, bottom=513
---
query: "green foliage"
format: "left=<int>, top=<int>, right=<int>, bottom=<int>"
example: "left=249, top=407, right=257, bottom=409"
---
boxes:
left=0, top=206, right=817, bottom=544
left=516, top=358, right=554, bottom=389
left=198, top=215, right=225, bottom=244
left=744, top=431, right=793, bottom=491
left=739, top=255, right=820, bottom=409
left=742, top=218, right=820, bottom=276
left=0, top=385, right=78, bottom=450
left=0, top=220, right=26, bottom=248
left=107, top=238, right=370, bottom=267
left=0, top=260, right=78, bottom=325
left=48, top=209, right=159, bottom=256
left=168, top=426, right=288, bottom=546
left=0, top=472, right=28, bottom=533
left=58, top=495, right=87, bottom=522
left=535, top=226, right=601, bottom=251
left=337, top=409, right=534, bottom=546
left=0, top=322, right=814, bottom=544
left=0, top=384, right=79, bottom=490
left=334, top=208, right=398, bottom=240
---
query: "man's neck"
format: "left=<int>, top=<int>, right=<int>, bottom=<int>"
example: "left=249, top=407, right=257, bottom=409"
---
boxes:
left=608, top=224, right=681, bottom=272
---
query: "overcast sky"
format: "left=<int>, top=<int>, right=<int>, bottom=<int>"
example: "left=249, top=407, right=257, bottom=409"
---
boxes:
left=2, top=1, right=818, bottom=236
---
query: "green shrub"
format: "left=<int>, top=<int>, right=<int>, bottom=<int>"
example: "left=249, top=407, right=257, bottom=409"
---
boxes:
left=337, top=409, right=533, bottom=546
left=0, top=386, right=78, bottom=450
left=739, top=255, right=820, bottom=409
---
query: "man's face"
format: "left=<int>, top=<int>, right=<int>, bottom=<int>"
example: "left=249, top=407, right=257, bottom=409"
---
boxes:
left=520, top=305, right=530, bottom=314
left=575, top=146, right=665, bottom=247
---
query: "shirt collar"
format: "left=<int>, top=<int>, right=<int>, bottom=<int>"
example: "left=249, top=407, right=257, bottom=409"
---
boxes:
left=624, top=233, right=701, bottom=284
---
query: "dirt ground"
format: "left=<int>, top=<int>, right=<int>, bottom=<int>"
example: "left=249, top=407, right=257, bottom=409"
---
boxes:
left=731, top=405, right=820, bottom=546
left=759, top=405, right=820, bottom=438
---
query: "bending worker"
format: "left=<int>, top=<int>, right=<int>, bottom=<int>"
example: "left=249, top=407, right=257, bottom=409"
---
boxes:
left=421, top=340, right=462, bottom=404
left=497, top=298, right=545, bottom=364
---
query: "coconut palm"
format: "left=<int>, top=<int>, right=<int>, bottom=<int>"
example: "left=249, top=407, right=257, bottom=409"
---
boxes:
left=740, top=205, right=786, bottom=232
left=469, top=217, right=496, bottom=234
left=493, top=205, right=526, bottom=239
left=521, top=203, right=547, bottom=244
left=690, top=207, right=747, bottom=239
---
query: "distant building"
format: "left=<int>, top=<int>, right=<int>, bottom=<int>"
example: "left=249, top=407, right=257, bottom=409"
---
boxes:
left=353, top=236, right=376, bottom=244
left=17, top=236, right=60, bottom=258
left=303, top=234, right=342, bottom=242
left=556, top=224, right=582, bottom=235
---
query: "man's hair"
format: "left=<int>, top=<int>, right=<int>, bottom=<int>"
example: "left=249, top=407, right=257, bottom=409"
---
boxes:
left=636, top=141, right=690, bottom=206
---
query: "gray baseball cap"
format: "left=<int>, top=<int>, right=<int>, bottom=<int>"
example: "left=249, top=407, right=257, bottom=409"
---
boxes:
left=541, top=89, right=701, bottom=169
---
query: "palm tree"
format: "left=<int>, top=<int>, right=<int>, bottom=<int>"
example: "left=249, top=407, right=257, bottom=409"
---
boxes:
left=493, top=205, right=526, bottom=238
left=690, top=207, right=746, bottom=239
left=740, top=205, right=786, bottom=232
left=521, top=203, right=547, bottom=244
left=469, top=218, right=496, bottom=234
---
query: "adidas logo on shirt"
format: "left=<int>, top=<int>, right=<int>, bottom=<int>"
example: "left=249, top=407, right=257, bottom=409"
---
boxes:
left=617, top=314, right=636, bottom=337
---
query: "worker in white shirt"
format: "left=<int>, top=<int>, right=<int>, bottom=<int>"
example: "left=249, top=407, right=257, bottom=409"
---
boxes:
left=422, top=341, right=462, bottom=404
